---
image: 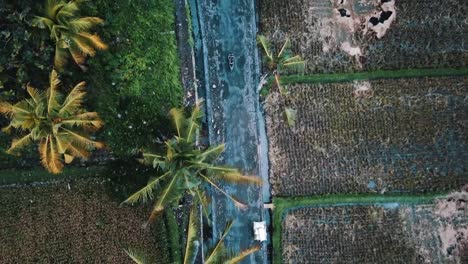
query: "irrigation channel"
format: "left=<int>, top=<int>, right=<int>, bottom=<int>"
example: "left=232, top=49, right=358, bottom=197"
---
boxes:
left=189, top=0, right=270, bottom=263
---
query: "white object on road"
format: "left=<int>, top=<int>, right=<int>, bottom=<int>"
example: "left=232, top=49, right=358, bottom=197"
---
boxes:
left=253, top=221, right=267, bottom=242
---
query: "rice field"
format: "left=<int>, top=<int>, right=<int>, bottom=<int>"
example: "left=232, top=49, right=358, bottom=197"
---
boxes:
left=265, top=76, right=468, bottom=196
left=280, top=201, right=467, bottom=264
left=259, top=0, right=468, bottom=73
left=0, top=179, right=170, bottom=263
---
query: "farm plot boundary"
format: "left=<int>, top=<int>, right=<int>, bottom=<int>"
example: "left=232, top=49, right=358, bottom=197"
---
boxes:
left=271, top=193, right=446, bottom=264
left=278, top=67, right=468, bottom=86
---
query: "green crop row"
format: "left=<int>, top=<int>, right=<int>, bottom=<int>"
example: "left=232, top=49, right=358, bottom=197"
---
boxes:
left=280, top=68, right=468, bottom=85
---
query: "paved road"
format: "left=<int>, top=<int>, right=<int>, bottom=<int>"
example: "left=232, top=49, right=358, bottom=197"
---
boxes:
left=191, top=0, right=269, bottom=263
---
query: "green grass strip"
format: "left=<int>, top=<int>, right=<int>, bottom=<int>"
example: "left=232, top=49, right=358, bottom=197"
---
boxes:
left=165, top=209, right=182, bottom=263
left=272, top=193, right=448, bottom=264
left=280, top=67, right=468, bottom=85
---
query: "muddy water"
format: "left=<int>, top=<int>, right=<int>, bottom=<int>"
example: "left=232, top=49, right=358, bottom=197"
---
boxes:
left=190, top=0, right=269, bottom=263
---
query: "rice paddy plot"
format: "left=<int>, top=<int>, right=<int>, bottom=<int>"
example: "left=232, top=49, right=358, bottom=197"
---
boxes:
left=259, top=0, right=468, bottom=73
left=265, top=76, right=468, bottom=196
left=280, top=203, right=466, bottom=264
left=0, top=179, right=170, bottom=263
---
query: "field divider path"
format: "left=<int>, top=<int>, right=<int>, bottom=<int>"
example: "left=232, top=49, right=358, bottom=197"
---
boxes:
left=279, top=67, right=468, bottom=85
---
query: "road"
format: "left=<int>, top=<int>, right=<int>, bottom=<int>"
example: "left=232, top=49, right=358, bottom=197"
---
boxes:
left=190, top=0, right=270, bottom=263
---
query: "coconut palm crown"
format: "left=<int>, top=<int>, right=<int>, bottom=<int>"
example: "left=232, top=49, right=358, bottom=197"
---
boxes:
left=0, top=70, right=103, bottom=174
left=257, top=35, right=305, bottom=74
left=122, top=102, right=262, bottom=225
left=33, top=0, right=108, bottom=70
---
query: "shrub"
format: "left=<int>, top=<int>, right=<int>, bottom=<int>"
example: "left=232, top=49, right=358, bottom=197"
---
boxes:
left=83, top=0, right=183, bottom=156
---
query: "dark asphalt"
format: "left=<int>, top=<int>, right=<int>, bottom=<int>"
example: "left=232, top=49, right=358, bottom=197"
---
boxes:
left=190, top=0, right=270, bottom=263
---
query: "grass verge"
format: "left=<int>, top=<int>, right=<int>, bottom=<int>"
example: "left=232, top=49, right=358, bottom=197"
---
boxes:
left=271, top=193, right=448, bottom=264
left=280, top=67, right=468, bottom=85
left=84, top=0, right=183, bottom=156
left=165, top=209, right=182, bottom=263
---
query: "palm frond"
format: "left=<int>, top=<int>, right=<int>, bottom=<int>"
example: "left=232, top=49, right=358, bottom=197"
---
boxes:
left=147, top=175, right=182, bottom=224
left=0, top=101, right=31, bottom=117
left=32, top=16, right=55, bottom=31
left=61, top=128, right=104, bottom=149
left=186, top=104, right=202, bottom=143
left=47, top=70, right=61, bottom=115
left=56, top=1, right=79, bottom=22
left=59, top=81, right=86, bottom=115
left=68, top=44, right=86, bottom=66
left=61, top=119, right=103, bottom=130
left=66, top=143, right=90, bottom=158
left=183, top=205, right=199, bottom=264
left=40, top=136, right=63, bottom=174
left=124, top=248, right=148, bottom=264
left=77, top=32, right=108, bottom=51
left=199, top=174, right=247, bottom=210
left=71, top=34, right=96, bottom=56
left=225, top=245, right=261, bottom=264
left=46, top=0, right=66, bottom=19
left=205, top=221, right=234, bottom=264
left=139, top=152, right=164, bottom=168
left=68, top=17, right=104, bottom=33
left=121, top=171, right=171, bottom=205
left=257, top=35, right=273, bottom=61
left=277, top=38, right=291, bottom=59
left=191, top=162, right=238, bottom=173
left=64, top=112, right=104, bottom=128
left=194, top=189, right=211, bottom=224
left=0, top=102, right=14, bottom=116
left=54, top=133, right=70, bottom=154
left=169, top=107, right=184, bottom=138
left=199, top=144, right=224, bottom=162
left=213, top=171, right=262, bottom=185
left=6, top=133, right=34, bottom=155
left=54, top=46, right=70, bottom=70
left=26, top=84, right=42, bottom=105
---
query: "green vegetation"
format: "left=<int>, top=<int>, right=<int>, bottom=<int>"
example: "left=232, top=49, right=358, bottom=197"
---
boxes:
left=122, top=103, right=261, bottom=224
left=85, top=0, right=183, bottom=156
left=279, top=67, right=468, bottom=85
left=0, top=1, right=54, bottom=91
left=33, top=0, right=108, bottom=70
left=257, top=35, right=305, bottom=74
left=185, top=3, right=194, bottom=48
left=272, top=193, right=446, bottom=264
left=165, top=209, right=182, bottom=263
left=0, top=70, right=103, bottom=174
left=0, top=0, right=186, bottom=261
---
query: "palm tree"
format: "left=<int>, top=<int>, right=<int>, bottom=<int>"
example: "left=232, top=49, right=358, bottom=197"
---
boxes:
left=33, top=0, right=108, bottom=70
left=0, top=70, right=103, bottom=174
left=257, top=35, right=305, bottom=74
left=125, top=205, right=260, bottom=264
left=257, top=35, right=305, bottom=127
left=121, top=101, right=262, bottom=225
